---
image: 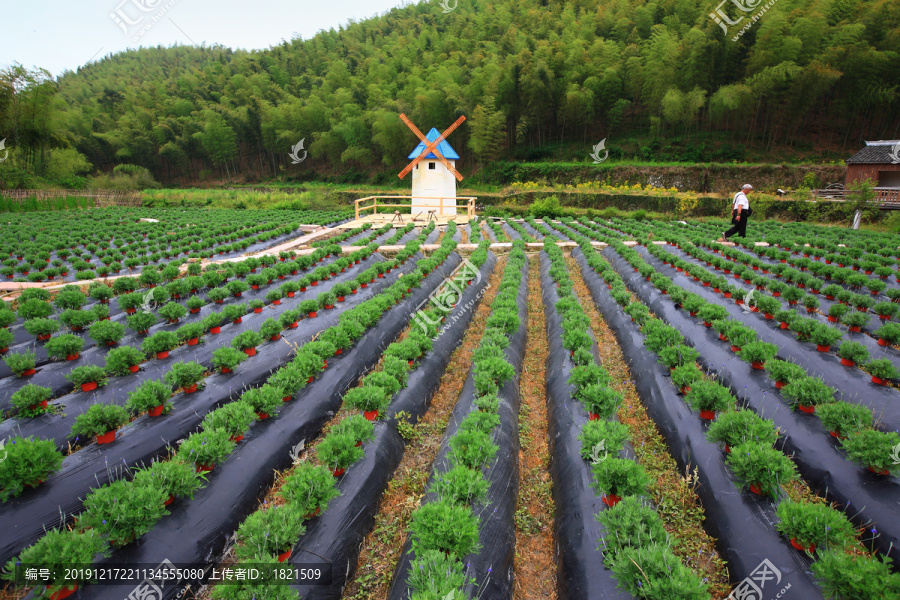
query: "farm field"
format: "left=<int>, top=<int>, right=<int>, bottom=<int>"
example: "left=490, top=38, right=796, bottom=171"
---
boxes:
left=1, top=209, right=900, bottom=600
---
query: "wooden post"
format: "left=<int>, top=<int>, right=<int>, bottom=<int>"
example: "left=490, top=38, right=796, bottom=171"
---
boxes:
left=355, top=198, right=360, bottom=220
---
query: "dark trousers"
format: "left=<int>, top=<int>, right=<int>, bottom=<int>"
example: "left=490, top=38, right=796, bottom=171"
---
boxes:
left=725, top=209, right=749, bottom=238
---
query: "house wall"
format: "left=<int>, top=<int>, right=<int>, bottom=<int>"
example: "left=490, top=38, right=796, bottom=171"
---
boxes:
left=846, top=163, right=900, bottom=187
left=411, top=159, right=457, bottom=215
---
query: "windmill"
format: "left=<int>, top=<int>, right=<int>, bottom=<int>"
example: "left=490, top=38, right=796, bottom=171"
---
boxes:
left=399, top=114, right=465, bottom=217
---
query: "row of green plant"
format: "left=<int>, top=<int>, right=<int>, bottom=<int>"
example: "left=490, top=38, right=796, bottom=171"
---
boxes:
left=1, top=222, right=460, bottom=597
left=542, top=230, right=708, bottom=599
left=207, top=223, right=475, bottom=599
left=399, top=240, right=522, bottom=599
left=562, top=221, right=900, bottom=599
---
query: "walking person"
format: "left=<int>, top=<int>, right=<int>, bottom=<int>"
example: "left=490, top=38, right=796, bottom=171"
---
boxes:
left=720, top=184, right=752, bottom=241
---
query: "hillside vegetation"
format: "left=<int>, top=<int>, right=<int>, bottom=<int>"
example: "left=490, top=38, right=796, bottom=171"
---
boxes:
left=0, top=0, right=897, bottom=188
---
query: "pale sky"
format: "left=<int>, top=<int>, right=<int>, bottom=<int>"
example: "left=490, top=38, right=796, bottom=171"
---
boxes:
left=0, top=0, right=415, bottom=77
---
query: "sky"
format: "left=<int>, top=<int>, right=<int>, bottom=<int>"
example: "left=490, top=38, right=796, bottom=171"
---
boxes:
left=0, top=0, right=413, bottom=77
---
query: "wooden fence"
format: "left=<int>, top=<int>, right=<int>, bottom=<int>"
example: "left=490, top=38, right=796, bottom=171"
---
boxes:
left=811, top=188, right=900, bottom=208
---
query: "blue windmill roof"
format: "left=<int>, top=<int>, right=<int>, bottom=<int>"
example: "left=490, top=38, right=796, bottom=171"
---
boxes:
left=407, top=128, right=460, bottom=160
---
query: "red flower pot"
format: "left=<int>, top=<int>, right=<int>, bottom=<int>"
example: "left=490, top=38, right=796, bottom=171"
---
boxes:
left=243, top=347, right=257, bottom=357
left=183, top=383, right=198, bottom=394
left=37, top=333, right=52, bottom=341
left=48, top=584, right=78, bottom=600
left=308, top=311, right=317, bottom=318
left=775, top=380, right=786, bottom=389
left=278, top=549, right=292, bottom=563
left=187, top=337, right=199, bottom=346
left=311, top=280, right=318, bottom=286
left=827, top=315, right=838, bottom=322
left=780, top=322, right=790, bottom=330
left=879, top=314, right=891, bottom=321
left=253, top=307, right=263, bottom=314
left=361, top=283, right=367, bottom=288
left=233, top=292, right=242, bottom=298
left=196, top=463, right=214, bottom=472
left=288, top=321, right=298, bottom=329
left=233, top=318, right=243, bottom=324
left=730, top=345, right=741, bottom=353
left=282, top=395, right=292, bottom=403
left=156, top=351, right=169, bottom=359
left=96, top=429, right=116, bottom=444
left=751, top=361, right=765, bottom=370
left=878, top=338, right=888, bottom=346
left=210, top=326, right=221, bottom=334
left=868, top=466, right=890, bottom=475
left=66, top=353, right=80, bottom=361
left=307, top=376, right=315, bottom=384
left=840, top=358, right=855, bottom=367
left=334, top=348, right=342, bottom=355
left=230, top=434, right=244, bottom=442
left=601, top=494, right=621, bottom=508
left=798, top=404, right=816, bottom=414
left=816, top=344, right=830, bottom=352
left=332, top=467, right=346, bottom=477
left=749, top=483, right=764, bottom=495
left=872, top=376, right=887, bottom=385
left=806, top=307, right=815, bottom=313
left=680, top=385, right=691, bottom=395
left=324, top=304, right=334, bottom=309
left=190, top=308, right=200, bottom=314
left=164, top=494, right=175, bottom=506
left=148, top=404, right=165, bottom=417
left=257, top=412, right=269, bottom=420
left=588, top=412, right=600, bottom=421
left=849, top=326, right=861, bottom=333
left=699, top=409, right=716, bottom=420
left=81, top=381, right=99, bottom=392
left=363, top=409, right=379, bottom=421
left=337, top=296, right=345, bottom=302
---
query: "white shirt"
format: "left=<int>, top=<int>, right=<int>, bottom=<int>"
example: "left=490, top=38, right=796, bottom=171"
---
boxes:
left=733, top=192, right=749, bottom=211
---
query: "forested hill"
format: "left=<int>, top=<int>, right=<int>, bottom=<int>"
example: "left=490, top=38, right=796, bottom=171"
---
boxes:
left=7, top=0, right=900, bottom=185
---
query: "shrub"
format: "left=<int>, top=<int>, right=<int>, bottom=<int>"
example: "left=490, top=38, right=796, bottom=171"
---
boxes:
left=207, top=287, right=229, bottom=303
left=0, top=435, right=64, bottom=501
left=765, top=359, right=806, bottom=385
left=728, top=325, right=758, bottom=348
left=624, top=303, right=651, bottom=326
left=54, top=288, right=87, bottom=311
left=141, top=331, right=178, bottom=356
left=449, top=427, right=498, bottom=469
left=408, top=549, right=470, bottom=600
left=317, top=431, right=364, bottom=471
left=4, top=351, right=36, bottom=376
left=865, top=357, right=900, bottom=380
left=837, top=341, right=869, bottom=365
left=608, top=543, right=708, bottom=600
left=71, top=403, right=129, bottom=439
left=88, top=320, right=125, bottom=346
left=812, top=550, right=900, bottom=599
left=781, top=376, right=834, bottom=410
left=431, top=464, right=489, bottom=504
left=44, top=334, right=83, bottom=360
left=331, top=415, right=376, bottom=446
left=305, top=339, right=336, bottom=359
left=656, top=344, right=699, bottom=369
left=232, top=330, right=263, bottom=352
left=706, top=409, right=779, bottom=448
left=671, top=363, right=702, bottom=389
left=755, top=296, right=780, bottom=315
left=875, top=322, right=900, bottom=345
left=577, top=384, right=623, bottom=419
left=249, top=299, right=265, bottom=311
left=596, top=495, right=669, bottom=564
left=409, top=499, right=480, bottom=557
left=873, top=301, right=898, bottom=318
left=2, top=529, right=108, bottom=593
left=279, top=462, right=341, bottom=516
left=126, top=310, right=157, bottom=334
left=726, top=442, right=798, bottom=498
left=178, top=428, right=235, bottom=467
left=841, top=311, right=870, bottom=329
left=568, top=364, right=610, bottom=390
left=132, top=458, right=203, bottom=503
left=212, top=347, right=247, bottom=373
left=697, top=304, right=727, bottom=324
left=126, top=380, right=171, bottom=414
left=817, top=402, right=873, bottom=438
left=775, top=500, right=856, bottom=552
left=810, top=324, right=843, bottom=347
left=473, top=356, right=515, bottom=395
left=235, top=504, right=306, bottom=560
left=103, top=346, right=145, bottom=377
left=841, top=429, right=900, bottom=474
left=293, top=350, right=324, bottom=380
left=227, top=280, right=249, bottom=296
left=591, top=458, right=650, bottom=498
left=24, top=317, right=60, bottom=338
left=158, top=301, right=188, bottom=323
left=259, top=318, right=282, bottom=340
left=738, top=341, right=778, bottom=365
left=242, top=384, right=283, bottom=416
left=18, top=299, right=53, bottom=320
left=202, top=401, right=257, bottom=438
left=79, top=478, right=167, bottom=547
left=643, top=322, right=684, bottom=353
left=163, top=361, right=206, bottom=391
left=685, top=380, right=735, bottom=413
left=578, top=420, right=629, bottom=461
left=67, top=365, right=108, bottom=388
left=10, top=384, right=54, bottom=417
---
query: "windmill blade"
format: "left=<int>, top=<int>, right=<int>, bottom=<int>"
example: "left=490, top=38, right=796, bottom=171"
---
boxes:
left=398, top=115, right=466, bottom=180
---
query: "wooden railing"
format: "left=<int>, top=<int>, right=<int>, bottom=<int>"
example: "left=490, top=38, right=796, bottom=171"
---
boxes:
left=354, top=196, right=476, bottom=220
left=811, top=188, right=900, bottom=206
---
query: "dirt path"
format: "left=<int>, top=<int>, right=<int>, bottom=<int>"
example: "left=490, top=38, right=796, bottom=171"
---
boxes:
left=513, top=254, right=556, bottom=599
left=342, top=257, right=508, bottom=600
